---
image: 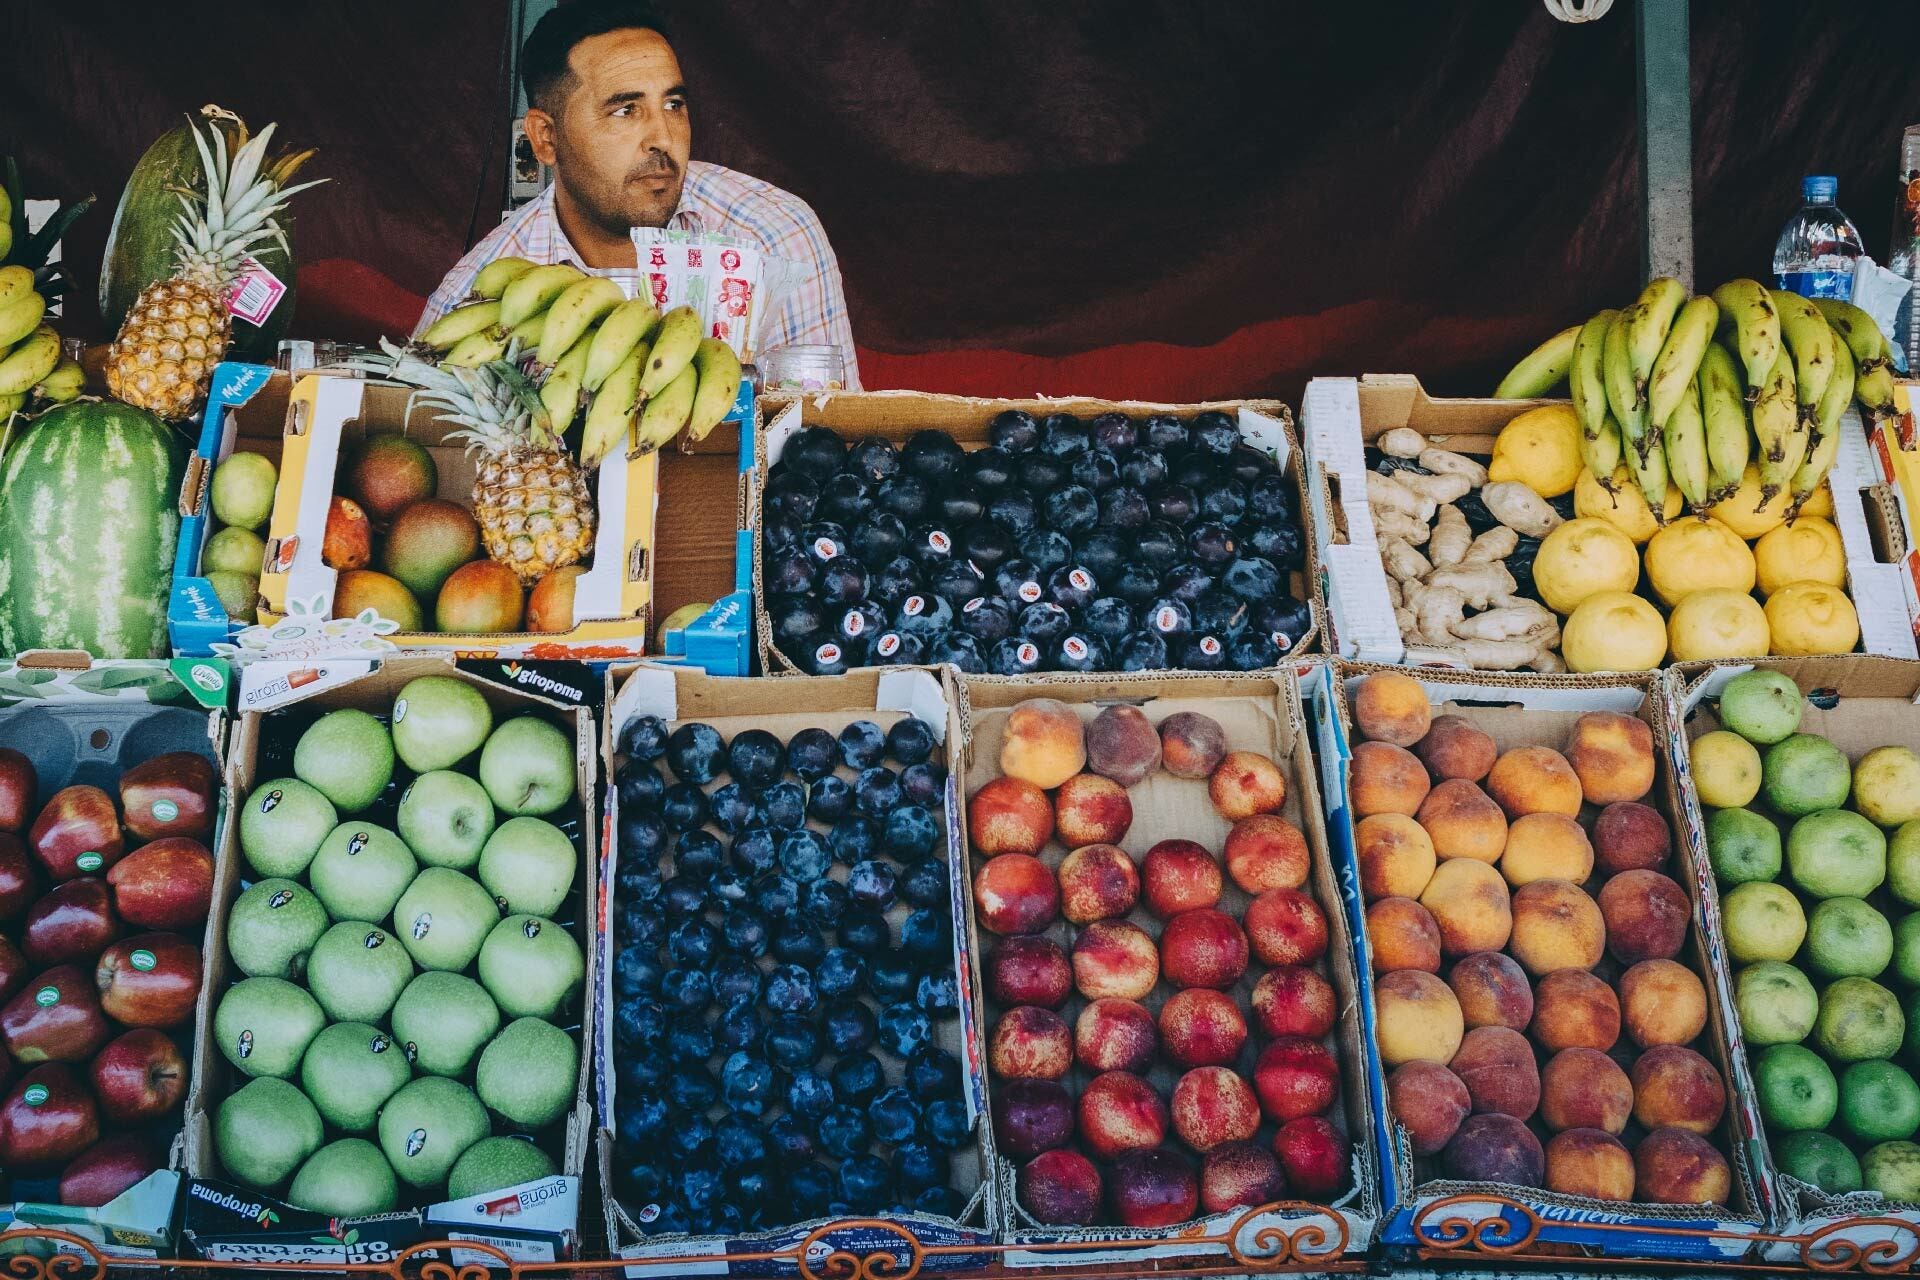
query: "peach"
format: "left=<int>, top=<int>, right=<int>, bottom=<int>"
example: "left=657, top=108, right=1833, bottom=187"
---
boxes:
left=1141, top=840, right=1223, bottom=918
left=1375, top=969, right=1464, bottom=1066
left=1000, top=698, right=1087, bottom=789
left=1416, top=779, right=1508, bottom=864
left=1351, top=741, right=1431, bottom=817
left=1160, top=908, right=1250, bottom=989
left=969, top=777, right=1054, bottom=857
left=1201, top=1141, right=1286, bottom=1214
left=1356, top=814, right=1437, bottom=902
left=1508, top=879, right=1606, bottom=976
left=1539, top=1047, right=1633, bottom=1134
left=986, top=936, right=1072, bottom=1009
left=1443, top=1112, right=1545, bottom=1188
left=1416, top=715, right=1498, bottom=782
left=1449, top=952, right=1533, bottom=1031
left=1076, top=998, right=1159, bottom=1073
left=1108, top=1147, right=1200, bottom=1227
left=1224, top=815, right=1310, bottom=894
left=1485, top=746, right=1582, bottom=818
left=990, top=1006, right=1073, bottom=1079
left=1530, top=970, right=1621, bottom=1053
left=1634, top=1127, right=1732, bottom=1205
left=1366, top=897, right=1441, bottom=974
left=1019, top=1148, right=1103, bottom=1225
left=994, top=1078, right=1075, bottom=1156
left=1630, top=1044, right=1726, bottom=1136
left=1078, top=1070, right=1168, bottom=1159
left=1085, top=704, right=1161, bottom=787
left=1593, top=801, right=1671, bottom=875
left=1545, top=1128, right=1636, bottom=1201
left=1450, top=1025, right=1541, bottom=1121
left=1565, top=711, right=1656, bottom=805
left=1055, top=773, right=1133, bottom=848
left=1353, top=671, right=1433, bottom=747
left=1273, top=1115, right=1346, bottom=1200
left=1389, top=1060, right=1471, bottom=1155
left=1252, top=1036, right=1339, bottom=1121
left=1498, top=813, right=1594, bottom=887
left=1160, top=711, right=1228, bottom=778
left=1173, top=1066, right=1262, bottom=1152
left=1072, top=921, right=1159, bottom=1000
left=322, top=495, right=372, bottom=570
left=1210, top=751, right=1288, bottom=820
left=1245, top=888, right=1329, bottom=967
left=1159, top=988, right=1249, bottom=1068
left=1252, top=965, right=1336, bottom=1039
left=1057, top=842, right=1140, bottom=924
left=1620, top=959, right=1708, bottom=1049
left=1598, top=869, right=1690, bottom=965
left=1418, top=858, right=1513, bottom=957
left=973, top=853, right=1060, bottom=935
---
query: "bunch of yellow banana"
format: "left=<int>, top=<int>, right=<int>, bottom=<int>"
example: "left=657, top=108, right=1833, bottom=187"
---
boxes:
left=414, top=255, right=744, bottom=466
left=0, top=265, right=81, bottom=414
left=1497, top=277, right=1900, bottom=522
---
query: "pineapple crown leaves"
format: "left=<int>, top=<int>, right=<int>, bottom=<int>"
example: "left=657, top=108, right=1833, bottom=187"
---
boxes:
left=170, top=120, right=327, bottom=274
left=352, top=338, right=563, bottom=455
left=3, top=156, right=96, bottom=301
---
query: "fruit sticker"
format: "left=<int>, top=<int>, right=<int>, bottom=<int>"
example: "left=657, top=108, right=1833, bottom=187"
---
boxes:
left=522, top=919, right=542, bottom=940
left=1199, top=635, right=1222, bottom=657
left=815, top=643, right=842, bottom=666
left=406, top=1127, right=427, bottom=1158
left=962, top=598, right=984, bottom=613
left=363, top=931, right=385, bottom=950
left=131, top=949, right=157, bottom=971
left=22, top=1085, right=47, bottom=1107
left=369, top=1033, right=392, bottom=1054
left=1069, top=568, right=1093, bottom=593
left=347, top=831, right=370, bottom=856
left=75, top=852, right=103, bottom=872
left=33, top=986, right=57, bottom=1008
left=1018, top=580, right=1043, bottom=603
left=1155, top=606, right=1181, bottom=633
left=876, top=634, right=902, bottom=659
left=812, top=537, right=839, bottom=562
left=1017, top=642, right=1039, bottom=666
left=269, top=889, right=293, bottom=910
left=902, top=596, right=926, bottom=617
left=259, top=789, right=283, bottom=814
left=842, top=609, right=866, bottom=636
left=411, top=912, right=432, bottom=941
left=236, top=1029, right=254, bottom=1059
left=1272, top=630, right=1293, bottom=653
left=151, top=799, right=179, bottom=823
left=1063, top=637, right=1090, bottom=663
left=927, top=530, right=951, bottom=555
left=392, top=698, right=408, bottom=723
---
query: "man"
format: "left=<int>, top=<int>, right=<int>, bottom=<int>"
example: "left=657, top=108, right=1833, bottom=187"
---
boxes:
left=417, top=1, right=860, bottom=388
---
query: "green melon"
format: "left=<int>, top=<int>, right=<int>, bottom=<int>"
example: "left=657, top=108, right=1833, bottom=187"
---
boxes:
left=0, top=401, right=185, bottom=657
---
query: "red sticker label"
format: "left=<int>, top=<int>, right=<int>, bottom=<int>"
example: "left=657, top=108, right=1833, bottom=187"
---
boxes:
left=963, top=597, right=985, bottom=613
left=1069, top=569, right=1093, bottom=591
left=1200, top=636, right=1222, bottom=655
left=813, top=537, right=839, bottom=560
left=843, top=610, right=866, bottom=636
left=1272, top=631, right=1293, bottom=653
left=816, top=643, right=842, bottom=663
left=903, top=596, right=925, bottom=616
left=1017, top=643, right=1039, bottom=665
left=1156, top=607, right=1179, bottom=631
left=877, top=634, right=901, bottom=657
left=1064, top=637, right=1088, bottom=660
left=928, top=530, right=951, bottom=553
left=1018, top=581, right=1042, bottom=603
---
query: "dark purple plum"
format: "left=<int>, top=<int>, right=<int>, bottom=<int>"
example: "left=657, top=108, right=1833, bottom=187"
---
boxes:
left=820, top=559, right=869, bottom=605
left=969, top=446, right=1016, bottom=491
left=1244, top=522, right=1303, bottom=569
left=838, top=601, right=886, bottom=646
left=779, top=829, right=833, bottom=881
left=1047, top=565, right=1098, bottom=610
left=994, top=558, right=1046, bottom=606
left=726, top=729, right=783, bottom=787
left=848, top=858, right=898, bottom=909
left=1192, top=588, right=1250, bottom=636
left=1230, top=443, right=1279, bottom=482
left=898, top=856, right=950, bottom=907
left=786, top=727, right=840, bottom=782
left=928, top=630, right=986, bottom=673
left=708, top=783, right=756, bottom=836
left=849, top=437, right=899, bottom=482
left=1074, top=529, right=1129, bottom=584
left=1018, top=602, right=1072, bottom=645
left=721, top=910, right=768, bottom=959
left=1189, top=410, right=1240, bottom=456
left=869, top=1086, right=920, bottom=1145
left=870, top=556, right=923, bottom=606
left=854, top=766, right=903, bottom=816
left=958, top=595, right=1016, bottom=643
left=669, top=916, right=720, bottom=966
left=803, top=877, right=849, bottom=926
left=787, top=1069, right=835, bottom=1121
left=619, top=713, right=670, bottom=763
left=903, top=430, right=966, bottom=481
left=771, top=920, right=827, bottom=967
left=766, top=1015, right=823, bottom=1070
left=800, top=521, right=850, bottom=567
left=1247, top=474, right=1294, bottom=523
left=752, top=873, right=801, bottom=919
left=1071, top=448, right=1121, bottom=492
left=1187, top=520, right=1237, bottom=566
left=886, top=716, right=935, bottom=765
left=989, top=637, right=1046, bottom=677
left=1091, top=413, right=1138, bottom=453
left=840, top=719, right=887, bottom=768
left=923, top=1100, right=972, bottom=1150
left=960, top=522, right=1015, bottom=573
left=786, top=427, right=847, bottom=479
left=830, top=816, right=877, bottom=864
left=1254, top=594, right=1313, bottom=652
left=1017, top=453, right=1067, bottom=494
left=917, top=972, right=960, bottom=1017
left=1112, top=562, right=1162, bottom=603
left=1038, top=415, right=1091, bottom=459
left=731, top=826, right=778, bottom=875
left=663, top=877, right=709, bottom=918
left=666, top=722, right=725, bottom=784
left=878, top=474, right=930, bottom=521
left=878, top=1002, right=933, bottom=1057
left=1200, top=479, right=1248, bottom=524
left=939, top=488, right=984, bottom=526
left=1173, top=453, right=1219, bottom=492
left=1055, top=633, right=1109, bottom=672
left=908, top=524, right=957, bottom=567
left=870, top=629, right=927, bottom=665
left=768, top=1115, right=816, bottom=1165
left=901, top=761, right=947, bottom=807
left=1144, top=415, right=1187, bottom=450
left=1121, top=446, right=1170, bottom=490
left=765, top=964, right=819, bottom=1015
left=767, top=548, right=817, bottom=595
left=1020, top=529, right=1073, bottom=576
left=761, top=781, right=807, bottom=830
left=1161, top=562, right=1215, bottom=605
left=1117, top=630, right=1170, bottom=671
left=616, top=759, right=664, bottom=812
left=928, top=560, right=986, bottom=607
left=662, top=967, right=712, bottom=1013
left=851, top=513, right=909, bottom=566
left=900, top=907, right=951, bottom=966
left=764, top=509, right=800, bottom=551
left=908, top=1046, right=962, bottom=1102
left=1146, top=598, right=1193, bottom=636
left=816, top=473, right=873, bottom=525
left=791, top=629, right=848, bottom=673
left=1180, top=633, right=1229, bottom=670
left=988, top=491, right=1039, bottom=537
left=885, top=806, right=940, bottom=859
left=1152, top=483, right=1198, bottom=526
left=1223, top=555, right=1282, bottom=601
left=840, top=908, right=892, bottom=954
left=893, top=592, right=952, bottom=634
left=816, top=947, right=865, bottom=998
left=765, top=468, right=821, bottom=521
left=825, top=997, right=879, bottom=1055
left=1230, top=633, right=1284, bottom=671
left=662, top=782, right=711, bottom=830
left=714, top=957, right=763, bottom=1004
left=1134, top=521, right=1182, bottom=571
left=1041, top=485, right=1099, bottom=534
left=990, top=410, right=1040, bottom=453
left=1098, top=485, right=1151, bottom=529
left=867, top=954, right=916, bottom=1002
left=832, top=1053, right=886, bottom=1107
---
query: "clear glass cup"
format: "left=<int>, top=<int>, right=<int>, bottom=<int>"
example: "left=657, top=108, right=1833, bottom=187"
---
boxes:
left=759, top=344, right=845, bottom=393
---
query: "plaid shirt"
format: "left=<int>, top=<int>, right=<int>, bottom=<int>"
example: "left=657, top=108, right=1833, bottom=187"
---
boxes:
left=416, top=161, right=860, bottom=388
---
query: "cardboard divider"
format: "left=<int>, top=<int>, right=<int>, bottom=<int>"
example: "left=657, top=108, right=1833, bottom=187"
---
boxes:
left=1303, top=659, right=1770, bottom=1261
left=954, top=668, right=1379, bottom=1265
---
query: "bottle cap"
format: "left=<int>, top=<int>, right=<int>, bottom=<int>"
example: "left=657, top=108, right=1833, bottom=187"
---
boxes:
left=1803, top=175, right=1839, bottom=203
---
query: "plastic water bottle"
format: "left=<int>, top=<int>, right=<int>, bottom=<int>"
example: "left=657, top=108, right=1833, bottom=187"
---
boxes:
left=1774, top=175, right=1864, bottom=300
left=1890, top=126, right=1920, bottom=373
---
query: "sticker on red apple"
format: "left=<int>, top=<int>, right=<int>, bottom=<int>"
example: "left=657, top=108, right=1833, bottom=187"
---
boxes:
left=22, top=1085, right=47, bottom=1107
left=75, top=852, right=103, bottom=872
left=131, top=949, right=156, bottom=972
left=33, top=986, right=57, bottom=1008
left=151, top=800, right=179, bottom=824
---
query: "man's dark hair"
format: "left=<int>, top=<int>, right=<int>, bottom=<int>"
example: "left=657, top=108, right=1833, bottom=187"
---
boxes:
left=522, top=1, right=671, bottom=114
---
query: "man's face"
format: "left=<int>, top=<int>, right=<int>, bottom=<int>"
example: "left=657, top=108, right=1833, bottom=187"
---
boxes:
left=530, top=28, right=691, bottom=233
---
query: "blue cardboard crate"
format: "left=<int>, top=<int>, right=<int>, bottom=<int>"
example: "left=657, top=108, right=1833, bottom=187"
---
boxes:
left=167, top=362, right=281, bottom=656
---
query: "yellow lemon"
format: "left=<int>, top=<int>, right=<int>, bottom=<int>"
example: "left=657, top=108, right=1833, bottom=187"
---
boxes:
left=1766, top=581, right=1860, bottom=656
left=1644, top=517, right=1756, bottom=607
left=1753, top=517, right=1845, bottom=596
left=1561, top=591, right=1667, bottom=672
left=1667, top=589, right=1770, bottom=662
left=1692, top=729, right=1763, bottom=807
left=1574, top=466, right=1683, bottom=544
left=1533, top=518, right=1640, bottom=615
left=1799, top=482, right=1835, bottom=520
left=1710, top=464, right=1793, bottom=539
left=1487, top=404, right=1583, bottom=498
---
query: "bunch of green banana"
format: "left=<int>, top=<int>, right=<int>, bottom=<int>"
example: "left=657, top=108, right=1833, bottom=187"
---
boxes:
left=0, top=264, right=77, bottom=405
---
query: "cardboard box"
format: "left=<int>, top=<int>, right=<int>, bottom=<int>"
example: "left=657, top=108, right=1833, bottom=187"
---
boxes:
left=1865, top=381, right=1920, bottom=642
left=180, top=657, right=597, bottom=1266
left=596, top=664, right=996, bottom=1276
left=1303, top=660, right=1770, bottom=1260
left=1670, top=654, right=1920, bottom=1268
left=754, top=391, right=1320, bottom=677
left=169, top=361, right=282, bottom=655
left=955, top=669, right=1378, bottom=1267
left=1301, top=373, right=1918, bottom=667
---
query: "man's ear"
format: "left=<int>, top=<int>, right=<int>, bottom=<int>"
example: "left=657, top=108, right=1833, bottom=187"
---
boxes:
left=524, top=107, right=560, bottom=167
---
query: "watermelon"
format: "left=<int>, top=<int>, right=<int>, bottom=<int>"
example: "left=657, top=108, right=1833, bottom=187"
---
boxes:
left=0, top=401, right=185, bottom=658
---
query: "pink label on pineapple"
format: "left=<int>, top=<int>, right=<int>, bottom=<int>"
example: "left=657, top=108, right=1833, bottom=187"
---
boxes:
left=226, top=256, right=287, bottom=326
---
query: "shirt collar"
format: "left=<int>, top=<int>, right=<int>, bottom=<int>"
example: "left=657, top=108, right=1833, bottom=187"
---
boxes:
left=540, top=180, right=706, bottom=267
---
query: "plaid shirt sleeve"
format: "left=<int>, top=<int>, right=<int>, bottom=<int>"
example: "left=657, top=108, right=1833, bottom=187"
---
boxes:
left=412, top=192, right=570, bottom=338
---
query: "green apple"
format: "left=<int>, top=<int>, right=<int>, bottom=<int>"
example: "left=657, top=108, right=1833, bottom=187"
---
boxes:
left=398, top=771, right=496, bottom=869
left=1723, top=881, right=1807, bottom=963
left=295, top=708, right=395, bottom=813
left=306, top=922, right=414, bottom=1024
left=377, top=1076, right=489, bottom=1189
left=1735, top=961, right=1819, bottom=1044
left=289, top=1138, right=398, bottom=1217
left=1807, top=897, right=1894, bottom=979
left=1755, top=1043, right=1838, bottom=1130
left=1896, top=914, right=1920, bottom=988
left=216, top=1077, right=322, bottom=1189
left=1863, top=1141, right=1920, bottom=1200
left=1774, top=1131, right=1863, bottom=1195
left=300, top=1021, right=412, bottom=1133
left=206, top=571, right=259, bottom=623
left=447, top=1136, right=557, bottom=1199
left=475, top=1017, right=577, bottom=1129
left=394, top=868, right=500, bottom=972
left=1816, top=976, right=1907, bottom=1062
left=205, top=526, right=266, bottom=577
left=1707, top=807, right=1784, bottom=886
left=1841, top=1059, right=1920, bottom=1143
left=210, top=451, right=278, bottom=531
left=391, top=676, right=493, bottom=773
left=477, top=915, right=584, bottom=1020
left=1717, top=669, right=1804, bottom=744
left=215, top=977, right=326, bottom=1078
left=238, top=778, right=336, bottom=879
left=479, top=717, right=575, bottom=817
left=391, top=971, right=500, bottom=1077
left=226, top=878, right=329, bottom=980
left=308, top=822, right=418, bottom=923
left=1787, top=809, right=1887, bottom=899
left=1889, top=823, right=1920, bottom=908
left=478, top=818, right=576, bottom=918
left=1765, top=734, right=1853, bottom=816
left=1856, top=746, right=1920, bottom=828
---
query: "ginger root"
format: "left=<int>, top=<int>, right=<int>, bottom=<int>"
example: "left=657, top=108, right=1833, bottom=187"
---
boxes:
left=1409, top=584, right=1468, bottom=646
left=1379, top=427, right=1426, bottom=458
left=1400, top=471, right=1473, bottom=507
left=1373, top=509, right=1431, bottom=545
left=1450, top=601, right=1553, bottom=641
left=1367, top=473, right=1424, bottom=519
left=1418, top=447, right=1490, bottom=488
left=1482, top=481, right=1564, bottom=538
left=1462, top=526, right=1519, bottom=564
left=1425, top=561, right=1516, bottom=609
left=1429, top=504, right=1471, bottom=568
left=1382, top=538, right=1433, bottom=583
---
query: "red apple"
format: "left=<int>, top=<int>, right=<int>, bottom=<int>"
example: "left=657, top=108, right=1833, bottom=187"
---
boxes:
left=1, top=966, right=111, bottom=1065
left=119, top=751, right=217, bottom=843
left=0, top=833, right=39, bottom=919
left=60, top=1132, right=163, bottom=1207
left=107, top=838, right=214, bottom=930
left=89, top=1029, right=187, bottom=1125
left=1253, top=1036, right=1339, bottom=1122
left=23, top=877, right=119, bottom=968
left=97, top=934, right=201, bottom=1030
left=0, top=748, right=34, bottom=833
left=0, top=936, right=28, bottom=1009
left=1274, top=1115, right=1346, bottom=1200
left=28, top=786, right=124, bottom=880
left=0, top=1064, right=99, bottom=1168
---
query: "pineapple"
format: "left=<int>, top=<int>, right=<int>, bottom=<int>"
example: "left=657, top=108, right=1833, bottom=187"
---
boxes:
left=106, top=121, right=322, bottom=420
left=367, top=342, right=596, bottom=584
